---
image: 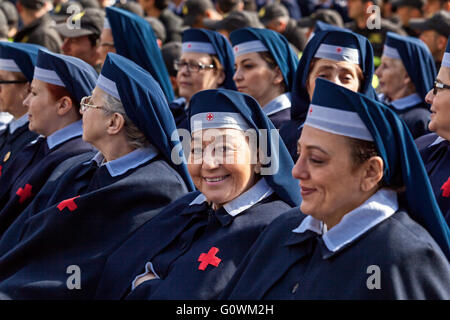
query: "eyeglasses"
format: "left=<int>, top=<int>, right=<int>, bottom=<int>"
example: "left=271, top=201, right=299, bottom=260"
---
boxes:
left=80, top=96, right=106, bottom=112
left=174, top=60, right=215, bottom=73
left=433, top=80, right=450, bottom=95
left=0, top=79, right=27, bottom=84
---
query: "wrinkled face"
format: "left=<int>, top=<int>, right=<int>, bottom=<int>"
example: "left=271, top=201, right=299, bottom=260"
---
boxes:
left=375, top=56, right=409, bottom=101
left=188, top=128, right=258, bottom=208
left=426, top=67, right=450, bottom=138
left=176, top=51, right=223, bottom=102
left=23, top=79, right=60, bottom=136
left=0, top=70, right=29, bottom=117
left=292, top=125, right=368, bottom=226
left=81, top=87, right=111, bottom=148
left=61, top=36, right=98, bottom=66
left=96, top=28, right=115, bottom=67
left=233, top=52, right=281, bottom=106
left=307, top=59, right=361, bottom=99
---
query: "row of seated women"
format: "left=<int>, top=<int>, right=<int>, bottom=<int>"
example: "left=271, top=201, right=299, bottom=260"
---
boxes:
left=0, top=11, right=448, bottom=299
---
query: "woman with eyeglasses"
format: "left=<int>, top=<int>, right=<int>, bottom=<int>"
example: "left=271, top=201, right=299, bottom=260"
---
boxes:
left=416, top=37, right=450, bottom=226
left=375, top=32, right=436, bottom=139
left=170, top=28, right=236, bottom=130
left=0, top=53, right=193, bottom=299
left=0, top=42, right=42, bottom=178
left=0, top=49, right=97, bottom=237
left=230, top=27, right=299, bottom=129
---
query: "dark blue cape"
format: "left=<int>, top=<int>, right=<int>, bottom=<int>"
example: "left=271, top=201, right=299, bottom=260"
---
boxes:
left=0, top=155, right=190, bottom=299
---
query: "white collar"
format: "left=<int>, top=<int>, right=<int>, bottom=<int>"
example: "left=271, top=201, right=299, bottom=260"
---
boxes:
left=262, top=92, right=291, bottom=116
left=429, top=135, right=446, bottom=147
left=189, top=178, right=274, bottom=216
left=292, top=189, right=398, bottom=252
left=46, top=120, right=83, bottom=150
left=9, top=114, right=29, bottom=134
left=390, top=93, right=422, bottom=111
left=89, top=145, right=159, bottom=177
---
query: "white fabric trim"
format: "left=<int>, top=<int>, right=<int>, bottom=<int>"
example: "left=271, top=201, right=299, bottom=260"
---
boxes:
left=442, top=52, right=450, bottom=68
left=103, top=17, right=111, bottom=30
left=190, top=111, right=250, bottom=133
left=0, top=58, right=21, bottom=73
left=233, top=40, right=268, bottom=57
left=382, top=44, right=401, bottom=60
left=304, top=104, right=374, bottom=141
left=33, top=66, right=65, bottom=87
left=293, top=189, right=398, bottom=253
left=96, top=74, right=120, bottom=100
left=429, top=135, right=446, bottom=147
left=131, top=261, right=160, bottom=291
left=390, top=93, right=422, bottom=111
left=314, top=44, right=360, bottom=65
left=189, top=178, right=274, bottom=217
left=263, top=92, right=291, bottom=116
left=182, top=42, right=216, bottom=54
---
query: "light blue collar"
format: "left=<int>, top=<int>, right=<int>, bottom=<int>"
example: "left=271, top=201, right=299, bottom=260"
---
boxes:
left=292, top=189, right=399, bottom=253
left=189, top=178, right=274, bottom=216
left=46, top=120, right=83, bottom=150
left=262, top=92, right=291, bottom=116
left=9, top=114, right=29, bottom=134
left=89, top=145, right=159, bottom=177
left=429, top=135, right=446, bottom=147
left=390, top=93, right=422, bottom=111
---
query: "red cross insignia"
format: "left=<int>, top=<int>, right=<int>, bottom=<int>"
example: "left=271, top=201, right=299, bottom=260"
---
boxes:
left=206, top=113, right=214, bottom=121
left=187, top=43, right=192, bottom=48
left=441, top=177, right=450, bottom=198
left=309, top=107, right=313, bottom=113
left=336, top=47, right=342, bottom=53
left=57, top=195, right=80, bottom=212
left=16, top=184, right=33, bottom=203
left=234, top=46, right=239, bottom=52
left=198, top=247, right=221, bottom=271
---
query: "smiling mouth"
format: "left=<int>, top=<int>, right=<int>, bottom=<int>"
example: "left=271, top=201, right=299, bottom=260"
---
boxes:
left=204, top=175, right=230, bottom=184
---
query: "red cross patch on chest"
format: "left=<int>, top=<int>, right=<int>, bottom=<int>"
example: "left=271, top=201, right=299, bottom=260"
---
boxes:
left=57, top=195, right=80, bottom=212
left=441, top=177, right=450, bottom=198
left=198, top=247, right=221, bottom=271
left=16, top=184, right=34, bottom=203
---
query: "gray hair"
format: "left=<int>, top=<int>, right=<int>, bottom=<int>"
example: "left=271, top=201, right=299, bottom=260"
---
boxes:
left=102, top=92, right=150, bottom=150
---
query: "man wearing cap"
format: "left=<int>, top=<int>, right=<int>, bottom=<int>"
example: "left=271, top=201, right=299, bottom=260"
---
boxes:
left=14, top=0, right=63, bottom=53
left=259, top=3, right=307, bottom=53
left=345, top=0, right=406, bottom=61
left=53, top=8, right=104, bottom=73
left=410, top=10, right=450, bottom=70
left=182, top=0, right=222, bottom=28
left=391, top=0, right=425, bottom=36
left=138, top=0, right=183, bottom=43
left=203, top=9, right=263, bottom=40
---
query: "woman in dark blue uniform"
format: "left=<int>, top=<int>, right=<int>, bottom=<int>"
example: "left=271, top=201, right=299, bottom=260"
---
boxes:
left=376, top=32, right=436, bottom=139
left=416, top=37, right=450, bottom=225
left=93, top=88, right=301, bottom=300
left=0, top=49, right=97, bottom=236
left=104, top=6, right=175, bottom=103
left=221, top=79, right=450, bottom=300
left=169, top=28, right=236, bottom=130
left=0, top=42, right=43, bottom=177
left=0, top=53, right=193, bottom=299
left=230, top=27, right=298, bottom=129
left=279, top=29, right=377, bottom=162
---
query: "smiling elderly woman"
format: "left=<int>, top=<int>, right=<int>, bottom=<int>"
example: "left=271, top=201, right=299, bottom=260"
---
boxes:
left=220, top=79, right=450, bottom=300
left=92, top=88, right=301, bottom=300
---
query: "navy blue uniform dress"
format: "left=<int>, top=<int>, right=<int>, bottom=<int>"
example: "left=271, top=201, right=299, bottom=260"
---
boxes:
left=416, top=133, right=450, bottom=225
left=93, top=178, right=292, bottom=300
left=0, top=148, right=190, bottom=299
left=0, top=115, right=38, bottom=178
left=0, top=121, right=95, bottom=236
left=221, top=190, right=450, bottom=299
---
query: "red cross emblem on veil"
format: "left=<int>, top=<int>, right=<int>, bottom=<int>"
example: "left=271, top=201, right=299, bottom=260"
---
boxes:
left=187, top=43, right=192, bottom=48
left=206, top=113, right=214, bottom=121
left=336, top=47, right=342, bottom=53
left=441, top=177, right=450, bottom=198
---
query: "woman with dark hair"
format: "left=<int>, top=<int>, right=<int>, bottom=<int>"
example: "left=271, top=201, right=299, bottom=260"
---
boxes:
left=279, top=29, right=377, bottom=162
left=221, top=79, right=450, bottom=300
left=230, top=27, right=299, bottom=129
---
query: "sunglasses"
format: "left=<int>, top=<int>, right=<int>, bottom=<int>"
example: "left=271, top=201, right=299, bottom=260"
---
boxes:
left=433, top=80, right=450, bottom=95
